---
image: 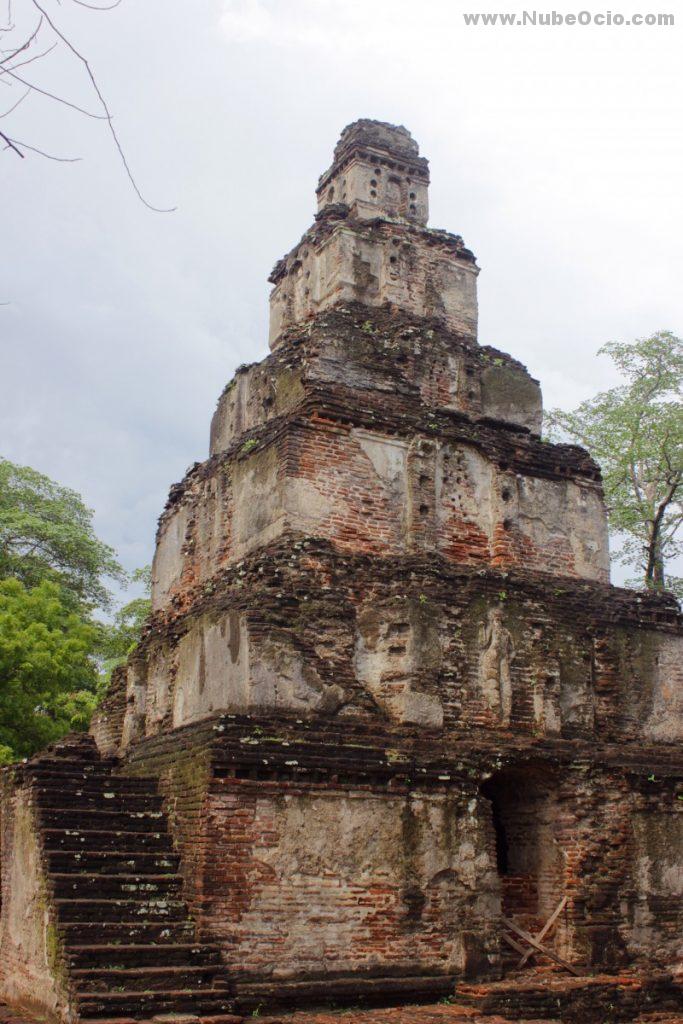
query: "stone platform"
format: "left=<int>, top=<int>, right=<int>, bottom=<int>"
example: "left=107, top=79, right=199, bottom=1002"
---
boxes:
left=259, top=1009, right=683, bottom=1024
left=3, top=982, right=682, bottom=1024
left=252, top=971, right=683, bottom=1024
left=259, top=1007, right=557, bottom=1024
left=454, top=971, right=683, bottom=1021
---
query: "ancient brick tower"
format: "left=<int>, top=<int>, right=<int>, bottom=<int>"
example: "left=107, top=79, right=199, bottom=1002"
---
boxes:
left=1, top=120, right=681, bottom=1023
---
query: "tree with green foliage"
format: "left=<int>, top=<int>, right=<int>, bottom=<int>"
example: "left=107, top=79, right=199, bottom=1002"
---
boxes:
left=97, top=566, right=152, bottom=685
left=546, top=331, right=683, bottom=596
left=0, top=579, right=99, bottom=762
left=0, top=457, right=147, bottom=761
left=0, top=458, right=124, bottom=611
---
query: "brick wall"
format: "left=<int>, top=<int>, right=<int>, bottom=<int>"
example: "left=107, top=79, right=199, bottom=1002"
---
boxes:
left=118, top=716, right=682, bottom=996
left=200, top=780, right=498, bottom=986
left=125, top=540, right=682, bottom=742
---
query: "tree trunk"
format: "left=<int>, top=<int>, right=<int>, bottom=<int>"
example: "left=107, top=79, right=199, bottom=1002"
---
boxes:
left=645, top=532, right=666, bottom=590
left=652, top=552, right=666, bottom=589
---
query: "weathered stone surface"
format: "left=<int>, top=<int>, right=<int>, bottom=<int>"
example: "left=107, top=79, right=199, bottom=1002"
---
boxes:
left=0, top=776, right=70, bottom=1020
left=155, top=365, right=603, bottom=614
left=269, top=217, right=479, bottom=346
left=269, top=122, right=478, bottom=345
left=210, top=308, right=543, bottom=454
left=0, top=736, right=234, bottom=1022
left=132, top=121, right=683, bottom=1005
left=317, top=120, right=430, bottom=225
left=134, top=539, right=681, bottom=741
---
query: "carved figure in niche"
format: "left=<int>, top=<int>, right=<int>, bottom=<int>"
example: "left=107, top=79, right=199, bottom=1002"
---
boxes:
left=478, top=606, right=514, bottom=725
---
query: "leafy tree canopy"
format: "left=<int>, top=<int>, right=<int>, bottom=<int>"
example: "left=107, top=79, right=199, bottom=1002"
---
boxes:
left=0, top=457, right=124, bottom=612
left=0, top=459, right=153, bottom=761
left=97, top=566, right=152, bottom=685
left=0, top=579, right=99, bottom=761
left=546, top=331, right=683, bottom=595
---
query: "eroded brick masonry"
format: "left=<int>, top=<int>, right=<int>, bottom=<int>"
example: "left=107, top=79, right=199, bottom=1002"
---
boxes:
left=1, top=120, right=681, bottom=1023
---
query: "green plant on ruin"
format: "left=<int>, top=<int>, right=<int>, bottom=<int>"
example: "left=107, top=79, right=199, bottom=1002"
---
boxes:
left=546, top=331, right=683, bottom=597
left=241, top=438, right=259, bottom=454
left=46, top=921, right=71, bottom=991
left=97, top=565, right=152, bottom=683
left=173, top=753, right=212, bottom=795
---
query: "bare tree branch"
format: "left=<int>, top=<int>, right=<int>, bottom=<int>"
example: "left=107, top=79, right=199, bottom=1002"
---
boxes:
left=0, top=125, right=23, bottom=154
left=71, top=0, right=123, bottom=9
left=0, top=82, right=28, bottom=115
left=0, top=12, right=41, bottom=63
left=1, top=64, right=107, bottom=117
left=29, top=0, right=175, bottom=211
left=4, top=132, right=81, bottom=159
left=6, top=40, right=57, bottom=71
left=0, top=0, right=14, bottom=33
left=1, top=0, right=174, bottom=211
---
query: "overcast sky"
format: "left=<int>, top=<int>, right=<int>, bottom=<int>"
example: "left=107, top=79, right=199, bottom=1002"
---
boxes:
left=2, top=0, right=682, bottom=599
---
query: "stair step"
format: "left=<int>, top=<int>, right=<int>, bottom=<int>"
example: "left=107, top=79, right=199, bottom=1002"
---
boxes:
left=29, top=768, right=157, bottom=790
left=35, top=787, right=163, bottom=811
left=50, top=872, right=182, bottom=899
left=72, top=965, right=220, bottom=993
left=41, top=808, right=167, bottom=832
left=75, top=990, right=236, bottom=1019
left=46, top=850, right=180, bottom=874
left=42, top=829, right=173, bottom=852
left=73, top=1019, right=140, bottom=1024
left=30, top=743, right=230, bottom=1022
left=29, top=759, right=117, bottom=774
left=29, top=748, right=114, bottom=768
left=60, top=921, right=196, bottom=945
left=78, top=1018, right=242, bottom=1024
left=68, top=944, right=222, bottom=969
left=55, top=898, right=189, bottom=923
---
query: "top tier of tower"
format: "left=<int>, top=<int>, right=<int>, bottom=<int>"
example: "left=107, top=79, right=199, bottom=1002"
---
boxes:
left=316, top=120, right=430, bottom=225
left=268, top=120, right=478, bottom=348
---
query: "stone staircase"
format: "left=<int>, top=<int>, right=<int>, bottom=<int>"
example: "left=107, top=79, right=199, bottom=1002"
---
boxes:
left=27, top=735, right=237, bottom=1023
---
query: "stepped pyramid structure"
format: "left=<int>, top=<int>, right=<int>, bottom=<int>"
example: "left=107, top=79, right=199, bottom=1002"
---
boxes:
left=1, top=120, right=681, bottom=1024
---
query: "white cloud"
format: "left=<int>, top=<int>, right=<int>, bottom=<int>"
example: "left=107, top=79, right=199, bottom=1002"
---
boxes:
left=220, top=0, right=280, bottom=43
left=2, top=0, right=682, bottom=587
left=220, top=0, right=340, bottom=47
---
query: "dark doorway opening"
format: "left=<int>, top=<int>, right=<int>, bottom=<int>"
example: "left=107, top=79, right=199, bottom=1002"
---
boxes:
left=481, top=765, right=565, bottom=933
left=485, top=785, right=510, bottom=875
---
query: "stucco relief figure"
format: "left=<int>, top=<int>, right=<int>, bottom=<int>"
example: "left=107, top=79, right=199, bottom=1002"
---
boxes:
left=478, top=606, right=514, bottom=725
